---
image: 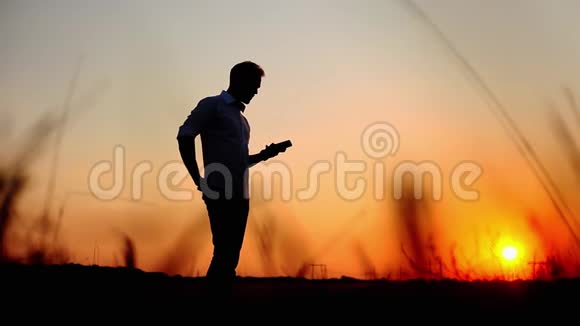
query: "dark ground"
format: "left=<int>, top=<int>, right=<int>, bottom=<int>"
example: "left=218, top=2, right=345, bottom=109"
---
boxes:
left=1, top=262, right=577, bottom=320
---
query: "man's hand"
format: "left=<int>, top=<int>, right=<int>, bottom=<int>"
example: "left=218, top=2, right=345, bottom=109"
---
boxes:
left=262, top=143, right=280, bottom=160
left=262, top=140, right=292, bottom=160
left=194, top=176, right=204, bottom=191
left=250, top=140, right=292, bottom=166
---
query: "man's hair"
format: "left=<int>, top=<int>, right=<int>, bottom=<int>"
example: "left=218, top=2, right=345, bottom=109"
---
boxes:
left=230, top=61, right=265, bottom=85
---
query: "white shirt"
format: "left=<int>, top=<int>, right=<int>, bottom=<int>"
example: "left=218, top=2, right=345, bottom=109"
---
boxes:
left=177, top=90, right=251, bottom=198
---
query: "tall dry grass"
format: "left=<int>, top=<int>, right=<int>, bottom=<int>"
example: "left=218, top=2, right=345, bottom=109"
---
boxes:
left=358, top=0, right=579, bottom=280
left=247, top=188, right=314, bottom=278
left=154, top=216, right=209, bottom=276
left=0, top=58, right=110, bottom=266
left=0, top=111, right=69, bottom=264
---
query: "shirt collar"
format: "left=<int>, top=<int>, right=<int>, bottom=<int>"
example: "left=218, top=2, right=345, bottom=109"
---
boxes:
left=220, top=90, right=246, bottom=112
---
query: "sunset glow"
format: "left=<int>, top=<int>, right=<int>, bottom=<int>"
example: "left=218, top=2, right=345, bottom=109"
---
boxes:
left=1, top=0, right=580, bottom=282
left=502, top=246, right=518, bottom=262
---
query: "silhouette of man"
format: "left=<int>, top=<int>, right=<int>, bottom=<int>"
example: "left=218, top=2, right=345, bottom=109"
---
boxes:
left=177, top=61, right=283, bottom=297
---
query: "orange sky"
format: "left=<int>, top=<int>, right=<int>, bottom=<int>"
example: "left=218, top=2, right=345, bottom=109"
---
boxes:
left=2, top=0, right=580, bottom=279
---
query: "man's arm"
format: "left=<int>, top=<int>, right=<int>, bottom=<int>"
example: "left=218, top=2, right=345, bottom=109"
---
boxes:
left=176, top=98, right=215, bottom=188
left=249, top=152, right=267, bottom=167
left=178, top=136, right=201, bottom=188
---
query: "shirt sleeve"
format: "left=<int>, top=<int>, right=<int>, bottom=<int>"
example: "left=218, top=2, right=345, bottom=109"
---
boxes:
left=177, top=98, right=215, bottom=138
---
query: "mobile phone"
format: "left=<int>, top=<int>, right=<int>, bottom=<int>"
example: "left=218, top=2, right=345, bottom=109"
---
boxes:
left=274, top=140, right=292, bottom=152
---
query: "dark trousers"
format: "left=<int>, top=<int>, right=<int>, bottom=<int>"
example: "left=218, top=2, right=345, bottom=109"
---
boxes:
left=202, top=194, right=249, bottom=291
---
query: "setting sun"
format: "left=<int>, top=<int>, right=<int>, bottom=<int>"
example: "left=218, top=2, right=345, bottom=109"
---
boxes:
left=502, top=246, right=518, bottom=262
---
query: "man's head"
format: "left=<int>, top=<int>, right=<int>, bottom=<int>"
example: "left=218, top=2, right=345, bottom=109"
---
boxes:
left=228, top=61, right=265, bottom=104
